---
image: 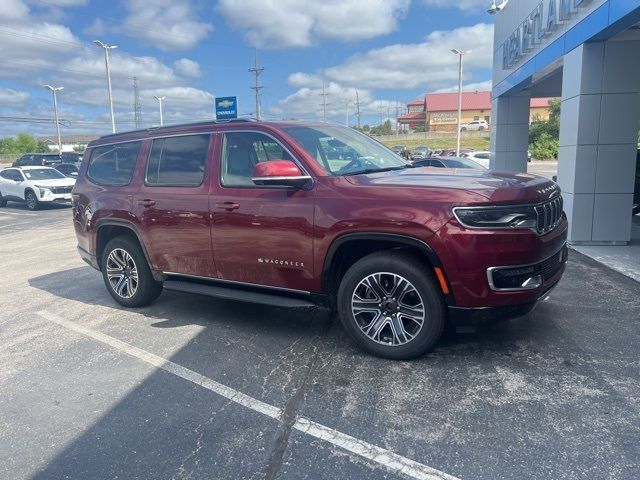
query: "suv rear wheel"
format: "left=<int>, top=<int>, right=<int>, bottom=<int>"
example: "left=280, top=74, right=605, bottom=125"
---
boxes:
left=337, top=251, right=445, bottom=360
left=101, top=236, right=163, bottom=307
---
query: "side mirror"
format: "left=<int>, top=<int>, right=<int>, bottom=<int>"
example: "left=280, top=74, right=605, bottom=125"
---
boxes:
left=252, top=160, right=312, bottom=189
left=70, top=171, right=78, bottom=177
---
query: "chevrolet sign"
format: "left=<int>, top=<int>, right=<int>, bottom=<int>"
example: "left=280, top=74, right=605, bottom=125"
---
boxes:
left=502, top=0, right=592, bottom=70
left=215, top=96, right=238, bottom=120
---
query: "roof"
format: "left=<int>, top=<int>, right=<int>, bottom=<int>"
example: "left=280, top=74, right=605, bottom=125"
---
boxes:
left=404, top=92, right=555, bottom=113
left=16, top=165, right=58, bottom=170
left=426, top=92, right=492, bottom=112
left=530, top=98, right=552, bottom=108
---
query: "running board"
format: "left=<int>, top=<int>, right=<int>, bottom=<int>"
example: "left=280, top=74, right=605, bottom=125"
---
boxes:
left=163, top=279, right=316, bottom=308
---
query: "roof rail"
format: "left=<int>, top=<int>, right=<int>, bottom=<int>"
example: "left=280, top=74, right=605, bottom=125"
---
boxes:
left=98, top=118, right=258, bottom=139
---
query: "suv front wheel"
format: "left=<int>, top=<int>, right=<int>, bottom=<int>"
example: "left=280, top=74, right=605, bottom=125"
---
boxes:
left=337, top=251, right=446, bottom=360
left=101, top=236, right=163, bottom=308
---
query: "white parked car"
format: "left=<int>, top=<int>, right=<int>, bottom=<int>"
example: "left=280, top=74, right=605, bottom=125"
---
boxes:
left=462, top=151, right=491, bottom=169
left=0, top=166, right=75, bottom=210
left=460, top=120, right=489, bottom=131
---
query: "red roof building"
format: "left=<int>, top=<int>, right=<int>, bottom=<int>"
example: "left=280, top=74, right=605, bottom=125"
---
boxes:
left=397, top=92, right=553, bottom=132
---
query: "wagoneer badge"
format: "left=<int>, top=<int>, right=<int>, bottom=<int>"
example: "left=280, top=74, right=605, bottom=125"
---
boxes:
left=258, top=258, right=305, bottom=267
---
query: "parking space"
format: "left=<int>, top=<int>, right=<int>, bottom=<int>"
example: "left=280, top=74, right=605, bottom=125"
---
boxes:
left=1, top=206, right=639, bottom=480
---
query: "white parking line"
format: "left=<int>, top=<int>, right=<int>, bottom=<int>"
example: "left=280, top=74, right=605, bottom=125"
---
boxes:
left=0, top=211, right=37, bottom=216
left=37, top=310, right=460, bottom=480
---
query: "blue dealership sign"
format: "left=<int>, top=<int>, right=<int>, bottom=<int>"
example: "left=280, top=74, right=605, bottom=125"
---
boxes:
left=215, top=96, right=238, bottom=120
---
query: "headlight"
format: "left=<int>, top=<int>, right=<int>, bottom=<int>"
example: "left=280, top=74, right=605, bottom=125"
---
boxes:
left=453, top=205, right=537, bottom=230
left=35, top=185, right=49, bottom=198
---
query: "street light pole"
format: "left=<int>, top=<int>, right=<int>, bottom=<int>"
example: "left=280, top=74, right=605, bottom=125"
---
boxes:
left=43, top=85, right=63, bottom=153
left=94, top=40, right=118, bottom=133
left=154, top=95, right=166, bottom=126
left=451, top=48, right=470, bottom=156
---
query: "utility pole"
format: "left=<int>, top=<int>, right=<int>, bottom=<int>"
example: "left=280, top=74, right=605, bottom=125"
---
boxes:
left=319, top=81, right=329, bottom=122
left=355, top=90, right=361, bottom=129
left=43, top=85, right=63, bottom=153
left=94, top=40, right=117, bottom=133
left=133, top=77, right=142, bottom=129
left=153, top=95, right=166, bottom=126
left=248, top=48, right=264, bottom=121
left=345, top=99, right=350, bottom=127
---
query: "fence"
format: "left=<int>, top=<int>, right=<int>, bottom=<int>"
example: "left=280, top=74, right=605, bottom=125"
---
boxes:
left=374, top=131, right=490, bottom=142
left=0, top=154, right=19, bottom=166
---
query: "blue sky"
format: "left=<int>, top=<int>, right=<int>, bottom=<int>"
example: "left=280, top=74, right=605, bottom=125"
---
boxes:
left=0, top=0, right=494, bottom=137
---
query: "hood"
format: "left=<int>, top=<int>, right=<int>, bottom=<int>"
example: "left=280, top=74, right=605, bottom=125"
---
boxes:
left=30, top=178, right=76, bottom=187
left=344, top=167, right=559, bottom=203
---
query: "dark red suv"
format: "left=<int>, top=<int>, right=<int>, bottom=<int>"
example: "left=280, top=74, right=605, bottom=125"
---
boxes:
left=72, top=119, right=567, bottom=359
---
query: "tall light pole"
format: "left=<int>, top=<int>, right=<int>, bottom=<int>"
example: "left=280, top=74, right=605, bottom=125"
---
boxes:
left=43, top=85, right=63, bottom=153
left=451, top=48, right=470, bottom=156
left=94, top=40, right=117, bottom=133
left=154, top=95, right=166, bottom=126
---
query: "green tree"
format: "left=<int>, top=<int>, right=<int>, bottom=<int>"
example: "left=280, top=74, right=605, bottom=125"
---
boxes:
left=15, top=133, right=38, bottom=153
left=73, top=144, right=86, bottom=153
left=529, top=99, right=560, bottom=160
left=36, top=140, right=51, bottom=153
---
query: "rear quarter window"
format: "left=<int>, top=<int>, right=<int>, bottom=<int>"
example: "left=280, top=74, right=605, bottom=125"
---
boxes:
left=145, top=134, right=210, bottom=186
left=87, top=141, right=142, bottom=186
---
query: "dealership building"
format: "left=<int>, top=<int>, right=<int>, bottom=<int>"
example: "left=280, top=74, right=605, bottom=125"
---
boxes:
left=491, top=0, right=640, bottom=245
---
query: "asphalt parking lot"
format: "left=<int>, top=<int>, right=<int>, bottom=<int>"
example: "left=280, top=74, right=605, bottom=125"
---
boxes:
left=1, top=203, right=639, bottom=480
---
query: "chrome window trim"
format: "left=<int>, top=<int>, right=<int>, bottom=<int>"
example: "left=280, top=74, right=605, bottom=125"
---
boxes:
left=163, top=271, right=311, bottom=295
left=486, top=243, right=566, bottom=292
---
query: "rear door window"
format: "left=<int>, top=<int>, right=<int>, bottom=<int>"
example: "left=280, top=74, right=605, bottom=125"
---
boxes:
left=145, top=134, right=210, bottom=187
left=87, top=141, right=142, bottom=186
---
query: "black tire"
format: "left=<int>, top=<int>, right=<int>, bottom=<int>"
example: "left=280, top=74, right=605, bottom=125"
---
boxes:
left=337, top=251, right=446, bottom=360
left=25, top=189, right=39, bottom=210
left=478, top=126, right=485, bottom=131
left=0, top=192, right=6, bottom=207
left=460, top=127, right=467, bottom=132
left=101, top=235, right=163, bottom=308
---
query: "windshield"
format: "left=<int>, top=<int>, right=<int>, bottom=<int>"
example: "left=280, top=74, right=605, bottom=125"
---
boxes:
left=22, top=168, right=67, bottom=180
left=284, top=125, right=407, bottom=176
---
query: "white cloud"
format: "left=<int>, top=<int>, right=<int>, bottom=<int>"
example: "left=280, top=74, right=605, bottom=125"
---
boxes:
left=422, top=0, right=490, bottom=10
left=0, top=0, right=215, bottom=135
left=319, top=23, right=493, bottom=90
left=0, top=88, right=30, bottom=106
left=174, top=58, right=203, bottom=78
left=217, top=0, right=410, bottom=48
left=1, top=0, right=30, bottom=20
left=269, top=82, right=393, bottom=122
left=435, top=79, right=493, bottom=93
left=287, top=72, right=324, bottom=89
left=120, top=0, right=213, bottom=51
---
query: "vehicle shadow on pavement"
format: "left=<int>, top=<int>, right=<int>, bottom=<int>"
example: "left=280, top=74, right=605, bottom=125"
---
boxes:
left=22, top=255, right=640, bottom=479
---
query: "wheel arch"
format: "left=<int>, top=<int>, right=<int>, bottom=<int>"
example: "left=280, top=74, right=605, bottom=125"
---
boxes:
left=95, top=220, right=162, bottom=281
left=322, top=232, right=452, bottom=307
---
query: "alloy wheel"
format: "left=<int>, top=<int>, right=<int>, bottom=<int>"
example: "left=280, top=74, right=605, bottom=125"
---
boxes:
left=106, top=248, right=139, bottom=299
left=351, top=272, right=425, bottom=346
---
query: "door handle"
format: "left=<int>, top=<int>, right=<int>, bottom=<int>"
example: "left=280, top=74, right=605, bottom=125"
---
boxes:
left=216, top=202, right=240, bottom=211
left=138, top=199, right=156, bottom=208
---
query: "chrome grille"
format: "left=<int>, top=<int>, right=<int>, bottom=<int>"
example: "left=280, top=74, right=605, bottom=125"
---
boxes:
left=50, top=186, right=73, bottom=194
left=534, top=195, right=563, bottom=234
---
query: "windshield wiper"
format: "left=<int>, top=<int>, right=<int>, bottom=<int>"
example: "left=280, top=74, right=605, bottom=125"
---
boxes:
left=342, top=166, right=408, bottom=176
